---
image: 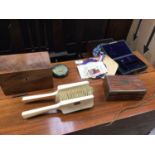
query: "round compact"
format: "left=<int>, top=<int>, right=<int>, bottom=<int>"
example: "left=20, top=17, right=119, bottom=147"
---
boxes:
left=52, top=64, right=69, bottom=78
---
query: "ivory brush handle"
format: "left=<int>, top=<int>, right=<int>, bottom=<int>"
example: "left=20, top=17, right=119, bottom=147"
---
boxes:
left=22, top=91, right=57, bottom=103
left=22, top=103, right=59, bottom=119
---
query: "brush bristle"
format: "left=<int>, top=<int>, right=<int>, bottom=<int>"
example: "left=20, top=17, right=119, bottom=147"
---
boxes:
left=56, top=84, right=93, bottom=101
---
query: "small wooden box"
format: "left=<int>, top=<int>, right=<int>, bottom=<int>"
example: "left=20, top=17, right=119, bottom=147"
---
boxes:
left=104, top=75, right=147, bottom=100
left=0, top=52, right=53, bottom=95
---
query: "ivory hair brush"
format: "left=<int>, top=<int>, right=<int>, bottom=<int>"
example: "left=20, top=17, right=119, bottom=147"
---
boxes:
left=22, top=81, right=94, bottom=119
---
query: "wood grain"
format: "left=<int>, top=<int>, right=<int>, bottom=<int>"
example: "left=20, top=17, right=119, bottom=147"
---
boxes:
left=0, top=51, right=51, bottom=74
left=0, top=51, right=155, bottom=134
left=69, top=110, right=155, bottom=135
left=104, top=75, right=146, bottom=100
left=0, top=69, right=53, bottom=95
left=0, top=51, right=53, bottom=95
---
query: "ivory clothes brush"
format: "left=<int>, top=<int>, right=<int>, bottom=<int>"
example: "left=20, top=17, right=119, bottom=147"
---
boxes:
left=22, top=81, right=94, bottom=119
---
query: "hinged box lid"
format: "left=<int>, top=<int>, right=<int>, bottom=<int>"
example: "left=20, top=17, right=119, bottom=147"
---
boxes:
left=104, top=75, right=147, bottom=100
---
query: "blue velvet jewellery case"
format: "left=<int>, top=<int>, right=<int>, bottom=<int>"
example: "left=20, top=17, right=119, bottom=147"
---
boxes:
left=102, top=40, right=147, bottom=75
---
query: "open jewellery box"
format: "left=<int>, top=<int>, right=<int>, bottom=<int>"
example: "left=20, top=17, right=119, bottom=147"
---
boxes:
left=102, top=40, right=147, bottom=75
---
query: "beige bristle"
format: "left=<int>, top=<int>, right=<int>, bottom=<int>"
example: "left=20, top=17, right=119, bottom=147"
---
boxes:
left=56, top=85, right=93, bottom=101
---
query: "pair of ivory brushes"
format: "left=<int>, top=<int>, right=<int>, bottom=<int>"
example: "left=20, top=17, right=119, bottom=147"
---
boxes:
left=22, top=81, right=94, bottom=119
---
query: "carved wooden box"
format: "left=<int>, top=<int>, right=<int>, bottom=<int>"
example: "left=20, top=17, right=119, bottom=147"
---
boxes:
left=104, top=75, right=147, bottom=100
left=0, top=51, right=53, bottom=95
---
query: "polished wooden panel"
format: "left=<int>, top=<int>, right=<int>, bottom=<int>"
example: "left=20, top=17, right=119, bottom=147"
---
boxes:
left=0, top=69, right=53, bottom=95
left=1, top=19, right=133, bottom=54
left=105, top=19, right=133, bottom=40
left=0, top=51, right=155, bottom=134
left=69, top=110, right=155, bottom=135
left=104, top=75, right=146, bottom=100
left=0, top=51, right=51, bottom=74
left=0, top=51, right=53, bottom=96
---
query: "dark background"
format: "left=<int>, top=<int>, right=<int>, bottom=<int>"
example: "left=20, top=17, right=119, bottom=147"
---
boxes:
left=0, top=19, right=132, bottom=60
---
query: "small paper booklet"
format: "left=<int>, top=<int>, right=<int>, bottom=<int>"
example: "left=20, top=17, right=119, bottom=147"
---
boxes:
left=77, top=62, right=108, bottom=79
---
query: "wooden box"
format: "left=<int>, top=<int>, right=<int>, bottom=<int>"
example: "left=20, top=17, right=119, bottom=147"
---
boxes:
left=104, top=75, right=147, bottom=100
left=0, top=51, right=53, bottom=95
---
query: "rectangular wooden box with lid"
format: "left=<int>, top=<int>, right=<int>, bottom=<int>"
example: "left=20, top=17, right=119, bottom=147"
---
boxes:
left=0, top=51, right=53, bottom=95
left=104, top=75, right=147, bottom=100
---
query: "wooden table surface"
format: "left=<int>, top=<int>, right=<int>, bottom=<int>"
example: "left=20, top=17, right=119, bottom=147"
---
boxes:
left=0, top=51, right=155, bottom=135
